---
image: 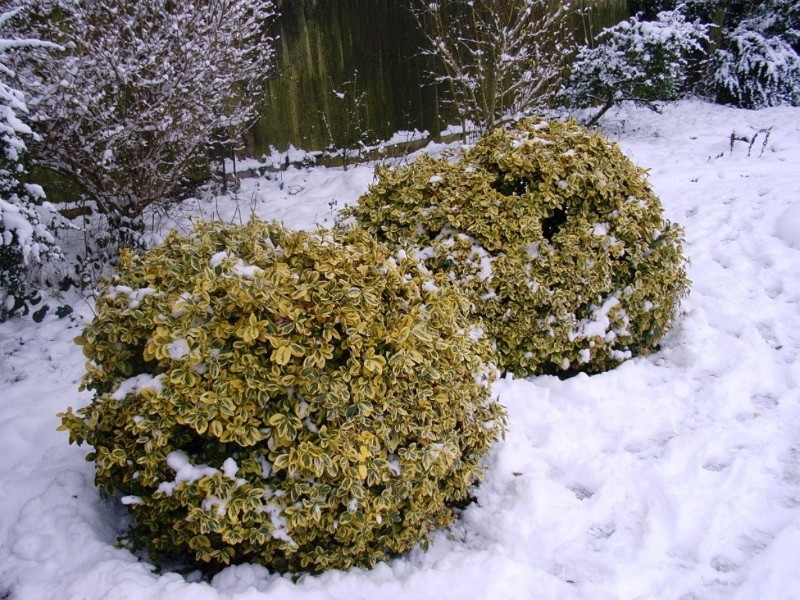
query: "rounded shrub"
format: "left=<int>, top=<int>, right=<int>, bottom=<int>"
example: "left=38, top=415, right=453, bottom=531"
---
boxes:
left=59, top=220, right=505, bottom=573
left=345, top=119, right=689, bottom=377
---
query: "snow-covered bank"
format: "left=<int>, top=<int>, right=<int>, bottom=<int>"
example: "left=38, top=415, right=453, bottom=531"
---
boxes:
left=2, top=100, right=799, bottom=599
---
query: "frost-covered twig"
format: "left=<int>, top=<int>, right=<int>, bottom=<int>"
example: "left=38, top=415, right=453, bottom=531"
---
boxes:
left=4, top=0, right=277, bottom=222
left=413, top=0, right=581, bottom=134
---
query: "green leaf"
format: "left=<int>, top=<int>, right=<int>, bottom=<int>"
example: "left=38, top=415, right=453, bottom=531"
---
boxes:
left=209, top=420, right=224, bottom=438
left=272, top=453, right=290, bottom=471
left=272, top=345, right=293, bottom=366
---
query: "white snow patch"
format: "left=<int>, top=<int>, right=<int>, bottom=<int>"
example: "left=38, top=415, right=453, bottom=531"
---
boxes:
left=110, top=373, right=164, bottom=400
left=467, top=244, right=494, bottom=282
left=222, top=457, right=239, bottom=479
left=776, top=204, right=800, bottom=249
left=422, top=280, right=440, bottom=293
left=209, top=251, right=232, bottom=268
left=106, top=285, right=159, bottom=308
left=569, top=296, right=621, bottom=342
left=156, top=450, right=219, bottom=496
left=261, top=493, right=293, bottom=544
left=166, top=337, right=190, bottom=360
left=231, top=259, right=263, bottom=279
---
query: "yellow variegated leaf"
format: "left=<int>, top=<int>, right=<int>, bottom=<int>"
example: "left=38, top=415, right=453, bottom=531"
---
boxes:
left=272, top=345, right=293, bottom=366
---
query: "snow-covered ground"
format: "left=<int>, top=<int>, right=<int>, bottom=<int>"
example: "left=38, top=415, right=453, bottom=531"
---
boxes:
left=2, top=100, right=800, bottom=600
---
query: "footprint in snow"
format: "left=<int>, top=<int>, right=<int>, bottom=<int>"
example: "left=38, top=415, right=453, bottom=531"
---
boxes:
left=750, top=393, right=779, bottom=409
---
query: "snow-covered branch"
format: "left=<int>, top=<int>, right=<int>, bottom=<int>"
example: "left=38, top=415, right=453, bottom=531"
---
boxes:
left=560, top=10, right=709, bottom=125
left=414, top=0, right=582, bottom=134
left=711, top=1, right=800, bottom=109
left=0, top=5, right=63, bottom=320
left=3, top=0, right=277, bottom=219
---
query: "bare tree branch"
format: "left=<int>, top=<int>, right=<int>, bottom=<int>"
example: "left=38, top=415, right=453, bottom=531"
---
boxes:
left=3, top=0, right=277, bottom=218
left=413, top=0, right=582, bottom=134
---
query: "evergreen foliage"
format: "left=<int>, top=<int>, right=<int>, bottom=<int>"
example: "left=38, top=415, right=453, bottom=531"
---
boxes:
left=59, top=220, right=505, bottom=573
left=711, top=0, right=800, bottom=108
left=624, top=0, right=800, bottom=109
left=0, top=7, right=61, bottom=321
left=346, top=120, right=689, bottom=377
left=561, top=10, right=709, bottom=125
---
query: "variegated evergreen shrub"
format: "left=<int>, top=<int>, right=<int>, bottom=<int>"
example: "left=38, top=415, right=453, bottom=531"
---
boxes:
left=345, top=119, right=689, bottom=377
left=59, top=220, right=505, bottom=573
